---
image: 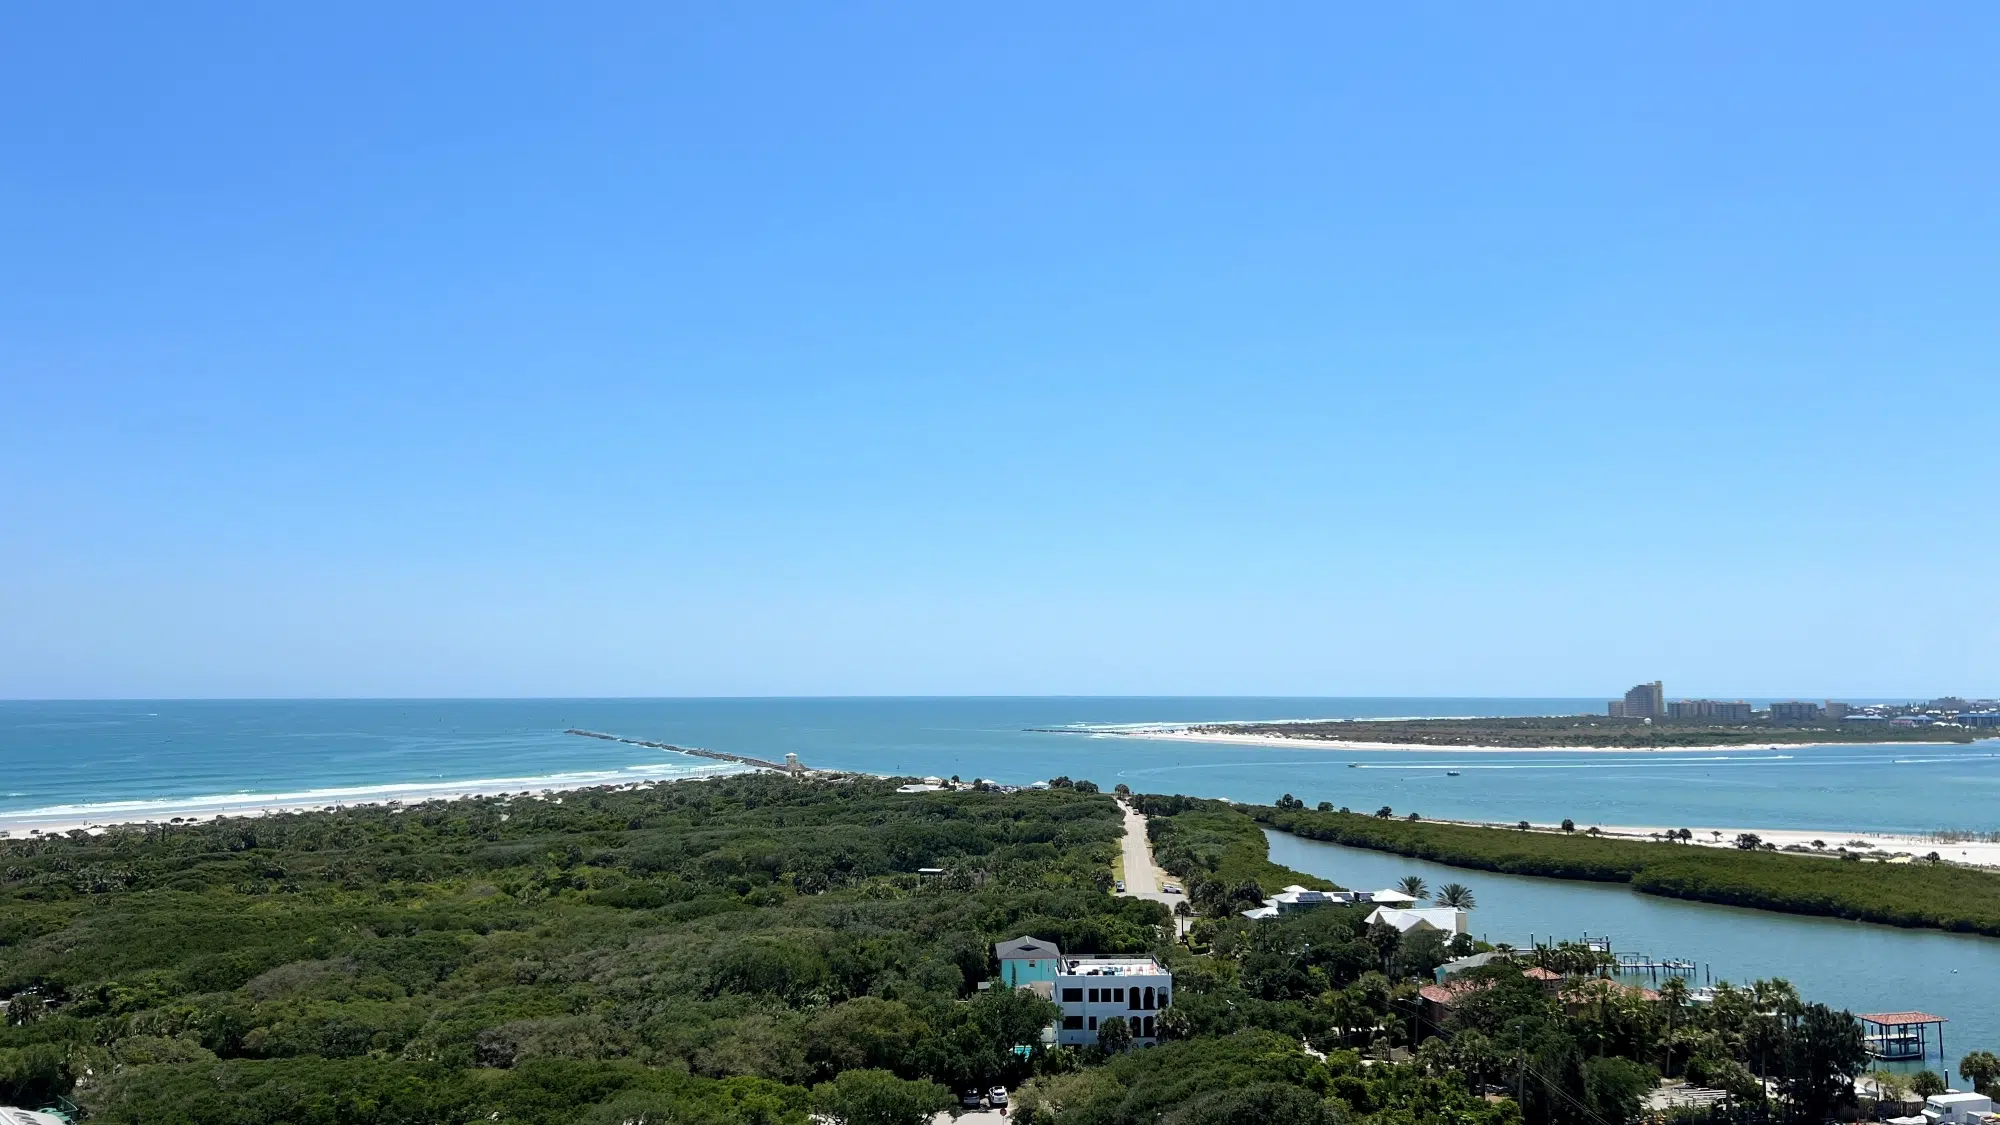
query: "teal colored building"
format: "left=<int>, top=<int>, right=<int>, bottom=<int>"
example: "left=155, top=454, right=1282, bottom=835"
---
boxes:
left=994, top=936, right=1061, bottom=988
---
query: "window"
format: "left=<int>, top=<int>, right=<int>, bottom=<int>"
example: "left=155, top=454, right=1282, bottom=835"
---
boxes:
left=1143, top=986, right=1155, bottom=1010
left=1113, top=988, right=1124, bottom=1002
left=1027, top=961, right=1036, bottom=968
left=1087, top=988, right=1099, bottom=1003
left=1128, top=989, right=1140, bottom=1010
left=1061, top=988, right=1082, bottom=1002
left=1158, top=990, right=1169, bottom=1006
left=1062, top=1016, right=1082, bottom=1030
left=1087, top=1016, right=1097, bottom=1031
left=1143, top=1016, right=1155, bottom=1038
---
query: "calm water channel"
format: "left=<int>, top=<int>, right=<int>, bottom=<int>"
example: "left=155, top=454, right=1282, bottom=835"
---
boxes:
left=1264, top=831, right=2000, bottom=1081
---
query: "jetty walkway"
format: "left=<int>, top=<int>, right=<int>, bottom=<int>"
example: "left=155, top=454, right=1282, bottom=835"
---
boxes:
left=564, top=729, right=801, bottom=774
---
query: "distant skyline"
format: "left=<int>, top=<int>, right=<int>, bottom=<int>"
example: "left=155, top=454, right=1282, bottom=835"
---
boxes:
left=4, top=5, right=1997, bottom=699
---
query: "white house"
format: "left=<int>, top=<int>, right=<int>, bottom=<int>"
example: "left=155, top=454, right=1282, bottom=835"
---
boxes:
left=1365, top=906, right=1468, bottom=935
left=1053, top=955, right=1172, bottom=1046
left=1241, top=884, right=1427, bottom=921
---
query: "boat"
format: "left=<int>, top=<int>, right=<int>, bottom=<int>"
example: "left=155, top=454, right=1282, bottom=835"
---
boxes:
left=1446, top=770, right=1461, bottom=776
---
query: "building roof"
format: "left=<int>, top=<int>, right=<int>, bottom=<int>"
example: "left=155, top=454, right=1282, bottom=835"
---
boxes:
left=1419, top=978, right=1491, bottom=1007
left=1240, top=905, right=1280, bottom=920
left=1524, top=967, right=1562, bottom=981
left=1366, top=906, right=1465, bottom=932
left=1438, top=950, right=1510, bottom=976
left=1561, top=977, right=1660, bottom=1003
left=994, top=935, right=1061, bottom=960
left=1059, top=956, right=1166, bottom=977
left=1858, top=1011, right=1948, bottom=1026
left=1364, top=889, right=1420, bottom=905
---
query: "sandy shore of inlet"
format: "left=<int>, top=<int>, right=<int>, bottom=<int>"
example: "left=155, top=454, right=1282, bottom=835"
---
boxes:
left=1105, top=726, right=1961, bottom=755
left=1577, top=821, right=2000, bottom=868
left=0, top=763, right=752, bottom=841
left=1376, top=815, right=2000, bottom=869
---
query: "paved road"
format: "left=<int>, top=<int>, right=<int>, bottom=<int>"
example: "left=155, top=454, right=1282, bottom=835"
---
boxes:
left=1117, top=801, right=1189, bottom=933
left=934, top=1108, right=1009, bottom=1125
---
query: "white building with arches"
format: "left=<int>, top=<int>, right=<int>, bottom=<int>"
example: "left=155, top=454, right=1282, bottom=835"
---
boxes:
left=1052, top=955, right=1172, bottom=1047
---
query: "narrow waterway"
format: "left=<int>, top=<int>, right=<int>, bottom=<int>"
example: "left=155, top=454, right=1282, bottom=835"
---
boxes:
left=1264, top=830, right=2000, bottom=1081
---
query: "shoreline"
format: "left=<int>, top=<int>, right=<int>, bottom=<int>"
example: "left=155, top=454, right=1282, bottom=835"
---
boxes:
left=1097, top=726, right=1970, bottom=755
left=1385, top=815, right=2000, bottom=870
left=0, top=761, right=753, bottom=839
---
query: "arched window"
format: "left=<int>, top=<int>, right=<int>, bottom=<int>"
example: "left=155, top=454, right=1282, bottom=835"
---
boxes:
left=1143, top=986, right=1155, bottom=1010
left=1143, top=1015, right=1155, bottom=1038
left=1128, top=988, right=1140, bottom=1010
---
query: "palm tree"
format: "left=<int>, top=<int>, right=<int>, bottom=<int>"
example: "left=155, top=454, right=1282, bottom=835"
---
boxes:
left=1435, top=882, right=1476, bottom=909
left=1660, top=977, right=1689, bottom=1074
left=1395, top=875, right=1428, bottom=900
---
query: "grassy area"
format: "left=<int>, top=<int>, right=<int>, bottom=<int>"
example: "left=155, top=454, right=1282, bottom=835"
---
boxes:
left=1191, top=715, right=1977, bottom=747
left=1251, top=803, right=2000, bottom=937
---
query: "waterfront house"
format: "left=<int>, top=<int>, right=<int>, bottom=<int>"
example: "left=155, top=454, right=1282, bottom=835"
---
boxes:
left=994, top=936, right=1062, bottom=989
left=1433, top=950, right=1553, bottom=982
left=1365, top=906, right=1468, bottom=935
left=1241, top=884, right=1422, bottom=921
left=1053, top=955, right=1172, bottom=1047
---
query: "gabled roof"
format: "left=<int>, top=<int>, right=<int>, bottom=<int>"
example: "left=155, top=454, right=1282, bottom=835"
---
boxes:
left=995, top=935, right=1061, bottom=960
left=1366, top=906, right=1464, bottom=932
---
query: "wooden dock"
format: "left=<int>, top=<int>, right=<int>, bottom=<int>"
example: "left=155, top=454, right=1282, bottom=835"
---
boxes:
left=564, top=729, right=800, bottom=774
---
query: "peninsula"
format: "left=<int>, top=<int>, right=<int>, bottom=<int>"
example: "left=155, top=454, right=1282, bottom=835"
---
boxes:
left=1163, top=714, right=1981, bottom=750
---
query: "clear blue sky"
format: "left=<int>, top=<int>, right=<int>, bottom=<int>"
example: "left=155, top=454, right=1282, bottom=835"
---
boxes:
left=3, top=5, right=1996, bottom=699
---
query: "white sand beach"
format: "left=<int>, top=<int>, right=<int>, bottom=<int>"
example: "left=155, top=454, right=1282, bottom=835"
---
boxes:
left=1397, top=815, right=2000, bottom=869
left=1108, top=725, right=1848, bottom=754
left=0, top=762, right=749, bottom=840
left=1580, top=821, right=2000, bottom=868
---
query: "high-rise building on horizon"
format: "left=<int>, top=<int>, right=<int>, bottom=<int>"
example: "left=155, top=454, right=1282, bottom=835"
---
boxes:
left=1667, top=699, right=1753, bottom=722
left=1609, top=681, right=1664, bottom=720
left=1769, top=700, right=1824, bottom=723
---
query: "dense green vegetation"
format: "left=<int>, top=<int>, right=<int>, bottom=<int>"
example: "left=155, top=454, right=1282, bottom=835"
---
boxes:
left=1191, top=716, right=1975, bottom=748
left=1251, top=802, right=2000, bottom=936
left=1052, top=802, right=1882, bottom=1125
left=0, top=778, right=1928, bottom=1125
left=1131, top=795, right=1336, bottom=914
left=0, top=776, right=1152, bottom=1123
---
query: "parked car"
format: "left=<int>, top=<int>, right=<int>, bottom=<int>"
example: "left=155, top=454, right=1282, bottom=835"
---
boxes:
left=988, top=1087, right=1009, bottom=1109
left=1114, top=879, right=1126, bottom=892
left=961, top=1091, right=987, bottom=1109
left=1161, top=882, right=1182, bottom=894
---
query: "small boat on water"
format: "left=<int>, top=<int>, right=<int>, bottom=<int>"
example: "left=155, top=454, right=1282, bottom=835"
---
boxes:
left=1446, top=770, right=1461, bottom=776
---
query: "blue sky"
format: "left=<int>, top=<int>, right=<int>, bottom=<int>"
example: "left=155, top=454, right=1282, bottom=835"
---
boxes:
left=3, top=4, right=1996, bottom=699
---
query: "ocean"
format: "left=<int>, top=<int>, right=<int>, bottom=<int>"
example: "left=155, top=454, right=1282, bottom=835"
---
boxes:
left=4, top=697, right=1998, bottom=836
left=6, top=696, right=1998, bottom=1072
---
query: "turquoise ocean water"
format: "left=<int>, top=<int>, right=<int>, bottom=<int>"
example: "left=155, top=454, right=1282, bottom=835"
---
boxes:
left=4, top=697, right=1998, bottom=835
left=5, top=697, right=1999, bottom=1070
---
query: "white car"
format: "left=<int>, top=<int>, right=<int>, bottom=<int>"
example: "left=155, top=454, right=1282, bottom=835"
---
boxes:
left=1161, top=882, right=1182, bottom=894
left=988, top=1087, right=1009, bottom=1108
